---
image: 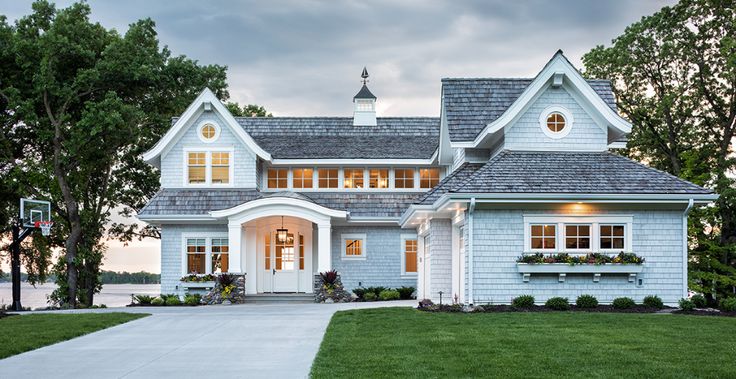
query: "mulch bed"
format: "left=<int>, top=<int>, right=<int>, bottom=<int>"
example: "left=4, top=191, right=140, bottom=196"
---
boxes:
left=673, top=309, right=736, bottom=317
left=420, top=304, right=670, bottom=314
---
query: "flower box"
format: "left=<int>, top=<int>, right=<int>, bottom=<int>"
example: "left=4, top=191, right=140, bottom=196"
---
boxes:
left=516, top=263, right=644, bottom=283
left=179, top=281, right=216, bottom=289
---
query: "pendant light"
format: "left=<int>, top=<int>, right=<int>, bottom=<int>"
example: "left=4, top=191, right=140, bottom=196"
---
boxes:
left=276, top=216, right=288, bottom=243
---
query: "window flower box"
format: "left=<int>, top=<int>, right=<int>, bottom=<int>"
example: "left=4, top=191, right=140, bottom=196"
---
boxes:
left=516, top=263, right=644, bottom=283
left=179, top=281, right=217, bottom=289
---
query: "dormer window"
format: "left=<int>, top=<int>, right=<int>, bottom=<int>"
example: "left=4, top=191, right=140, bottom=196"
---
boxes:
left=198, top=121, right=220, bottom=142
left=539, top=106, right=574, bottom=139
left=546, top=113, right=566, bottom=132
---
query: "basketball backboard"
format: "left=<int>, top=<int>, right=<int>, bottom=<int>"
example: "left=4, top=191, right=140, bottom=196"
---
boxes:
left=20, top=198, right=51, bottom=228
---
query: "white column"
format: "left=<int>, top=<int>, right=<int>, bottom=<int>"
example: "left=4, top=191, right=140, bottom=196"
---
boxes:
left=245, top=226, right=257, bottom=294
left=228, top=221, right=242, bottom=273
left=317, top=223, right=332, bottom=273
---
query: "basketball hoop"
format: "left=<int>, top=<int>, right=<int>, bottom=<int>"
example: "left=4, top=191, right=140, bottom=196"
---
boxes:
left=35, top=221, right=53, bottom=236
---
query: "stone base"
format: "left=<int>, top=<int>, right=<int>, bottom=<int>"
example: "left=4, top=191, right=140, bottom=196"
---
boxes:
left=201, top=274, right=246, bottom=305
left=313, top=273, right=352, bottom=303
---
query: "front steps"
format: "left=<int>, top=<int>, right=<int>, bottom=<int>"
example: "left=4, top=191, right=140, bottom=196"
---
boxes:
left=244, top=293, right=315, bottom=304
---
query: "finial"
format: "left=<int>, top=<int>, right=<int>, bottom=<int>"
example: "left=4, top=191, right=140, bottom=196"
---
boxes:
left=361, top=67, right=369, bottom=85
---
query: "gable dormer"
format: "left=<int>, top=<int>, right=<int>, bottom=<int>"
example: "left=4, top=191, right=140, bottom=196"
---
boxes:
left=353, top=67, right=377, bottom=126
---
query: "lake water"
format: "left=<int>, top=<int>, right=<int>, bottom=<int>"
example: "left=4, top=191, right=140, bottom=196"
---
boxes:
left=0, top=282, right=161, bottom=309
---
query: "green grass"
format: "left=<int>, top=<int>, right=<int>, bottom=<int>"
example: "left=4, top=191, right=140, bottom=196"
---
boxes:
left=311, top=308, right=736, bottom=378
left=0, top=312, right=148, bottom=359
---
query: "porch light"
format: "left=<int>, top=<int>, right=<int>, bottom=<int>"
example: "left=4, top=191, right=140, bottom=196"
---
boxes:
left=277, top=216, right=288, bottom=243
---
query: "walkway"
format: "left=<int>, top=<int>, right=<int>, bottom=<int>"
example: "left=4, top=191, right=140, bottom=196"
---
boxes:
left=0, top=300, right=415, bottom=378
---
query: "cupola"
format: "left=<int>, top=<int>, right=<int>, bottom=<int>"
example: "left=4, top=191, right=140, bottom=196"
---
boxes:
left=353, top=67, right=377, bottom=126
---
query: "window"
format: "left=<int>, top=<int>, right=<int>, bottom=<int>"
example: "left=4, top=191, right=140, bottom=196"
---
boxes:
left=600, top=224, right=625, bottom=250
left=419, top=168, right=440, bottom=188
left=211, top=238, right=229, bottom=273
left=264, top=234, right=271, bottom=270
left=198, top=122, right=220, bottom=142
left=187, top=152, right=206, bottom=184
left=344, top=168, right=364, bottom=189
left=531, top=224, right=556, bottom=250
left=318, top=168, right=339, bottom=188
left=293, top=168, right=313, bottom=189
left=369, top=168, right=389, bottom=189
left=268, top=168, right=288, bottom=188
left=275, top=233, right=295, bottom=270
left=546, top=112, right=566, bottom=132
left=211, top=152, right=230, bottom=184
left=565, top=224, right=590, bottom=250
left=186, top=238, right=206, bottom=274
left=201, top=124, right=216, bottom=139
left=539, top=106, right=574, bottom=139
left=299, top=235, right=305, bottom=270
left=345, top=239, right=362, bottom=256
left=395, top=168, right=415, bottom=188
left=342, top=234, right=366, bottom=259
left=403, top=238, right=418, bottom=274
left=355, top=99, right=374, bottom=111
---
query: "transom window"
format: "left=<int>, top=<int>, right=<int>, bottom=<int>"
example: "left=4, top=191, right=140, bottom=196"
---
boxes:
left=369, top=168, right=389, bottom=189
left=187, top=152, right=206, bottom=184
left=531, top=224, right=556, bottom=250
left=565, top=224, right=591, bottom=250
left=186, top=237, right=229, bottom=275
left=318, top=168, right=339, bottom=188
left=344, top=169, right=365, bottom=189
left=546, top=112, right=566, bottom=133
left=419, top=168, right=440, bottom=188
left=268, top=168, right=288, bottom=188
left=292, top=168, right=313, bottom=189
left=395, top=168, right=415, bottom=189
left=600, top=224, right=625, bottom=249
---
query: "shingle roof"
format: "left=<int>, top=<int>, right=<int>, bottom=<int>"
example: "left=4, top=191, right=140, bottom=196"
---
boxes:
left=353, top=84, right=376, bottom=99
left=414, top=162, right=484, bottom=205
left=235, top=117, right=439, bottom=159
left=447, top=151, right=712, bottom=195
left=442, top=78, right=617, bottom=142
left=138, top=189, right=424, bottom=218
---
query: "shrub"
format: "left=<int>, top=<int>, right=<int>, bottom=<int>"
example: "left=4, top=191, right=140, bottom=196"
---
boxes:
left=691, top=294, right=707, bottom=308
left=511, top=295, right=535, bottom=308
left=99, top=304, right=107, bottom=308
left=379, top=290, right=400, bottom=301
left=218, top=273, right=236, bottom=287
left=643, top=295, right=664, bottom=309
left=396, top=286, right=416, bottom=300
left=418, top=298, right=434, bottom=308
left=352, top=287, right=367, bottom=300
left=160, top=293, right=178, bottom=302
left=363, top=292, right=377, bottom=301
left=151, top=297, right=164, bottom=306
left=719, top=297, right=736, bottom=312
left=133, top=295, right=153, bottom=305
left=184, top=294, right=201, bottom=306
left=612, top=297, right=636, bottom=309
left=365, top=286, right=387, bottom=297
left=319, top=270, right=339, bottom=285
left=679, top=298, right=695, bottom=311
left=576, top=294, right=598, bottom=309
left=545, top=297, right=569, bottom=310
left=165, top=296, right=182, bottom=306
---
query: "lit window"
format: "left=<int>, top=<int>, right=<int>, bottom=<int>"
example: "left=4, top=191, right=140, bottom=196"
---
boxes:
left=395, top=168, right=415, bottom=189
left=318, top=168, right=339, bottom=188
left=531, top=224, right=556, bottom=250
left=419, top=168, right=440, bottom=188
left=299, top=235, right=305, bottom=270
left=187, top=152, right=206, bottom=184
left=264, top=234, right=271, bottom=270
left=404, top=239, right=417, bottom=274
left=275, top=233, right=295, bottom=271
left=201, top=123, right=217, bottom=140
left=344, top=169, right=365, bottom=189
left=565, top=225, right=590, bottom=250
left=369, top=168, right=389, bottom=189
left=546, top=112, right=566, bottom=133
left=345, top=239, right=363, bottom=256
left=600, top=225, right=625, bottom=250
left=186, top=238, right=206, bottom=274
left=293, top=168, right=314, bottom=189
left=211, top=238, right=229, bottom=273
left=211, top=152, right=230, bottom=184
left=268, top=168, right=288, bottom=188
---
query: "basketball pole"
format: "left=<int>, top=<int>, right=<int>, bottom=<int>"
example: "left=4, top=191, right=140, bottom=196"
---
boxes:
left=10, top=217, right=33, bottom=311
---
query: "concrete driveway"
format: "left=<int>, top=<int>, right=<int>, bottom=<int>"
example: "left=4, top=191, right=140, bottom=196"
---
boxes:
left=0, top=301, right=415, bottom=379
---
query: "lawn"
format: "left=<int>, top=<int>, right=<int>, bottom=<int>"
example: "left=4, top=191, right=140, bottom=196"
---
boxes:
left=0, top=312, right=148, bottom=359
left=311, top=307, right=736, bottom=378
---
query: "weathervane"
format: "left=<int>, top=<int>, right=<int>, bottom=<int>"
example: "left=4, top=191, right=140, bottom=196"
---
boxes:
left=361, top=67, right=369, bottom=85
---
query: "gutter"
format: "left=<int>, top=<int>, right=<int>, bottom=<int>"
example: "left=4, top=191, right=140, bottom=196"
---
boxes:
left=467, top=197, right=476, bottom=305
left=682, top=199, right=694, bottom=299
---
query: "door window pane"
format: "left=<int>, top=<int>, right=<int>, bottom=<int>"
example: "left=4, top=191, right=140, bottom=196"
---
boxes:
left=369, top=169, right=389, bottom=189
left=318, top=168, right=339, bottom=188
left=299, top=235, right=305, bottom=270
left=395, top=168, right=415, bottom=188
left=275, top=233, right=295, bottom=270
left=264, top=234, right=271, bottom=270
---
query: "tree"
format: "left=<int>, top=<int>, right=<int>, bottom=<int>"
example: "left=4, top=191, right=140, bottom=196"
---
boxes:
left=226, top=102, right=272, bottom=117
left=0, top=1, right=230, bottom=307
left=583, top=0, right=736, bottom=301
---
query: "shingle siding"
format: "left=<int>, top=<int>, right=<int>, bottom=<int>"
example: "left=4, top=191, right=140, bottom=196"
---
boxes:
left=160, top=224, right=228, bottom=295
left=429, top=219, right=452, bottom=302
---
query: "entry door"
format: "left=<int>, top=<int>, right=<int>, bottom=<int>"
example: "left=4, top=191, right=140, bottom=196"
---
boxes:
left=262, top=232, right=305, bottom=293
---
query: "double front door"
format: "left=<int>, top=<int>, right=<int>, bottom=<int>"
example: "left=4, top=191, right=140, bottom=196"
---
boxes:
left=259, top=230, right=311, bottom=293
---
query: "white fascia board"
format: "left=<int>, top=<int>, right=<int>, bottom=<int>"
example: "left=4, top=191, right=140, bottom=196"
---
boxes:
left=347, top=216, right=401, bottom=224
left=271, top=152, right=438, bottom=166
left=209, top=196, right=347, bottom=219
left=141, top=88, right=272, bottom=165
left=438, top=192, right=718, bottom=204
left=437, top=94, right=454, bottom=165
left=608, top=141, right=627, bottom=149
left=399, top=204, right=435, bottom=227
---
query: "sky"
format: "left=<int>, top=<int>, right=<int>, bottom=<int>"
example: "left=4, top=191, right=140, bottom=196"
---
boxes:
left=1, top=0, right=676, bottom=273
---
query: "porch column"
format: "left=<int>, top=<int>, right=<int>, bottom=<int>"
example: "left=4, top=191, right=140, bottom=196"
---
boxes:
left=244, top=225, right=257, bottom=294
left=317, top=223, right=331, bottom=273
left=228, top=221, right=243, bottom=273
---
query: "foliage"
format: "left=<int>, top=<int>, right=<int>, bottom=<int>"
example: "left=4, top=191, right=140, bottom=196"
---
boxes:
left=221, top=284, right=236, bottom=299
left=396, top=286, right=416, bottom=300
left=612, top=297, right=636, bottom=309
left=719, top=297, right=736, bottom=312
left=583, top=0, right=736, bottom=302
left=378, top=290, right=401, bottom=301
left=217, top=273, right=235, bottom=287
left=184, top=294, right=201, bottom=306
left=517, top=252, right=644, bottom=264
left=679, top=298, right=696, bottom=311
left=691, top=294, right=708, bottom=308
left=352, top=287, right=367, bottom=300
left=418, top=299, right=434, bottom=309
left=643, top=295, right=664, bottom=309
left=133, top=295, right=153, bottom=305
left=225, top=102, right=272, bottom=117
left=545, top=297, right=570, bottom=310
left=319, top=270, right=339, bottom=286
left=365, top=286, right=387, bottom=297
left=151, top=297, right=164, bottom=306
left=100, top=271, right=159, bottom=284
left=180, top=274, right=215, bottom=282
left=363, top=292, right=377, bottom=301
left=576, top=295, right=599, bottom=309
left=165, top=296, right=181, bottom=306
left=511, top=295, right=535, bottom=308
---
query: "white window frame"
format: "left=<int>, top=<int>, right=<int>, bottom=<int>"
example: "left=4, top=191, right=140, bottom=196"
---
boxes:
left=523, top=215, right=633, bottom=253
left=259, top=166, right=444, bottom=192
left=197, top=120, right=221, bottom=143
left=181, top=233, right=229, bottom=276
left=400, top=234, right=418, bottom=277
left=562, top=223, right=592, bottom=252
left=341, top=233, right=367, bottom=260
left=183, top=147, right=235, bottom=187
left=539, top=105, right=574, bottom=139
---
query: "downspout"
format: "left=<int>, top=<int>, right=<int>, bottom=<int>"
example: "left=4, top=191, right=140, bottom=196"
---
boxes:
left=467, top=198, right=476, bottom=305
left=682, top=199, right=694, bottom=299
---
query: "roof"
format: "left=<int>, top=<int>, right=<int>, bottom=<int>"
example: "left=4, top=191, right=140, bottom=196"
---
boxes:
left=138, top=189, right=424, bottom=219
left=235, top=117, right=439, bottom=159
left=414, top=162, right=484, bottom=205
left=442, top=78, right=617, bottom=142
left=445, top=151, right=713, bottom=195
left=353, top=84, right=376, bottom=100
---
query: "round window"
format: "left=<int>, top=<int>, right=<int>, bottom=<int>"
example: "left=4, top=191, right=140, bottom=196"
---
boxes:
left=198, top=122, right=220, bottom=142
left=539, top=106, right=573, bottom=139
left=546, top=112, right=566, bottom=133
left=201, top=123, right=216, bottom=139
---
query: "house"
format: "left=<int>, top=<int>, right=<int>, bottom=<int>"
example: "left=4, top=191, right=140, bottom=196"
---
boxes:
left=138, top=51, right=716, bottom=305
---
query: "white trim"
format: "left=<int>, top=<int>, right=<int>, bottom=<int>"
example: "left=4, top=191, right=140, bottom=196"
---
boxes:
left=197, top=120, right=221, bottom=143
left=608, top=141, right=627, bottom=149
left=522, top=215, right=633, bottom=253
left=400, top=233, right=419, bottom=277
left=180, top=232, right=229, bottom=276
left=182, top=147, right=235, bottom=188
left=341, top=233, right=367, bottom=260
left=539, top=105, right=574, bottom=139
left=210, top=196, right=347, bottom=220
